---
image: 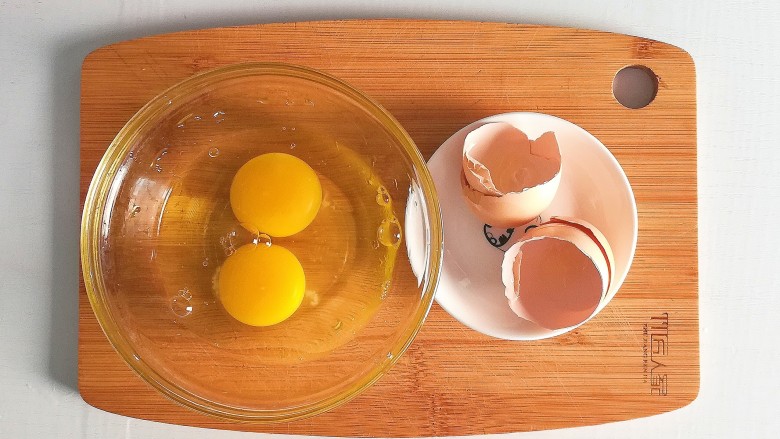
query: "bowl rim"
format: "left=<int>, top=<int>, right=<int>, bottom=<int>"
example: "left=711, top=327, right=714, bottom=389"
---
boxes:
left=80, top=62, right=443, bottom=422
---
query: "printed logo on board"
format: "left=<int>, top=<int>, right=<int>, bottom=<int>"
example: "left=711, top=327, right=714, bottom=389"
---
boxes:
left=642, top=312, right=669, bottom=396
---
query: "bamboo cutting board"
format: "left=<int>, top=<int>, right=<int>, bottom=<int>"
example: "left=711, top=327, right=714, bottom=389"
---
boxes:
left=78, top=20, right=698, bottom=436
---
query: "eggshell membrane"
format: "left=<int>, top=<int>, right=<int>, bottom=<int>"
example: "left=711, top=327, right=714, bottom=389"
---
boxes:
left=501, top=221, right=612, bottom=330
left=547, top=216, right=616, bottom=293
left=461, top=123, right=561, bottom=227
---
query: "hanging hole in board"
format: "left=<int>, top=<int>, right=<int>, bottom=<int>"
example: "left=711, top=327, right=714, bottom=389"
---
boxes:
left=612, top=65, right=658, bottom=109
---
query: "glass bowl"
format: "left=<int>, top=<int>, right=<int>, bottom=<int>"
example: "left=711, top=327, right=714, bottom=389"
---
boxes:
left=81, top=63, right=442, bottom=422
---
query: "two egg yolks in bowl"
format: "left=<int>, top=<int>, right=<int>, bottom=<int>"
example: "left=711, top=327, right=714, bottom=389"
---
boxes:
left=219, top=152, right=322, bottom=327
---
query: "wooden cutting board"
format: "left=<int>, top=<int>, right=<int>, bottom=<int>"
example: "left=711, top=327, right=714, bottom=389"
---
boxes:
left=79, top=20, right=698, bottom=436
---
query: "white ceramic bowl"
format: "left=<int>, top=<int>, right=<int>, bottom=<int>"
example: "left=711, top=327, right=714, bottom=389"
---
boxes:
left=427, top=112, right=637, bottom=340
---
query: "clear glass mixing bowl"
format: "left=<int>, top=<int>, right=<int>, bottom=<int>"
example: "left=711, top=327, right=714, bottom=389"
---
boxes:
left=81, top=63, right=442, bottom=422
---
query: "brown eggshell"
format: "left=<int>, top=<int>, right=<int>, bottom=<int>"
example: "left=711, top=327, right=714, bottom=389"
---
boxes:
left=501, top=219, right=613, bottom=330
left=461, top=123, right=561, bottom=227
left=547, top=216, right=616, bottom=293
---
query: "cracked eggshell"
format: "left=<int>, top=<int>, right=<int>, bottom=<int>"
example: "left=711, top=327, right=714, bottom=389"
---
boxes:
left=501, top=217, right=614, bottom=330
left=547, top=216, right=616, bottom=292
left=461, top=122, right=561, bottom=228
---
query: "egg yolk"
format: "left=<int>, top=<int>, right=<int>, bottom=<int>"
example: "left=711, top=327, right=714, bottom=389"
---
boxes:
left=230, top=153, right=322, bottom=237
left=218, top=244, right=306, bottom=326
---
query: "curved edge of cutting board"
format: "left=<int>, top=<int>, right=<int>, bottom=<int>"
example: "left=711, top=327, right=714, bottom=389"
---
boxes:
left=81, top=19, right=696, bottom=61
left=79, top=19, right=699, bottom=436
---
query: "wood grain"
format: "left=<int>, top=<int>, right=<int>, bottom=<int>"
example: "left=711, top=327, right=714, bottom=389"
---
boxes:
left=79, top=20, right=698, bottom=436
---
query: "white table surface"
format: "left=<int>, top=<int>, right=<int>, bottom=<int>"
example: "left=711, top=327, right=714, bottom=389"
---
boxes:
left=1, top=0, right=778, bottom=437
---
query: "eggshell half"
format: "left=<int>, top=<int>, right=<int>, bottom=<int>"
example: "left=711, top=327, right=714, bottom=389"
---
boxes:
left=461, top=123, right=561, bottom=227
left=501, top=219, right=613, bottom=330
left=547, top=216, right=616, bottom=293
